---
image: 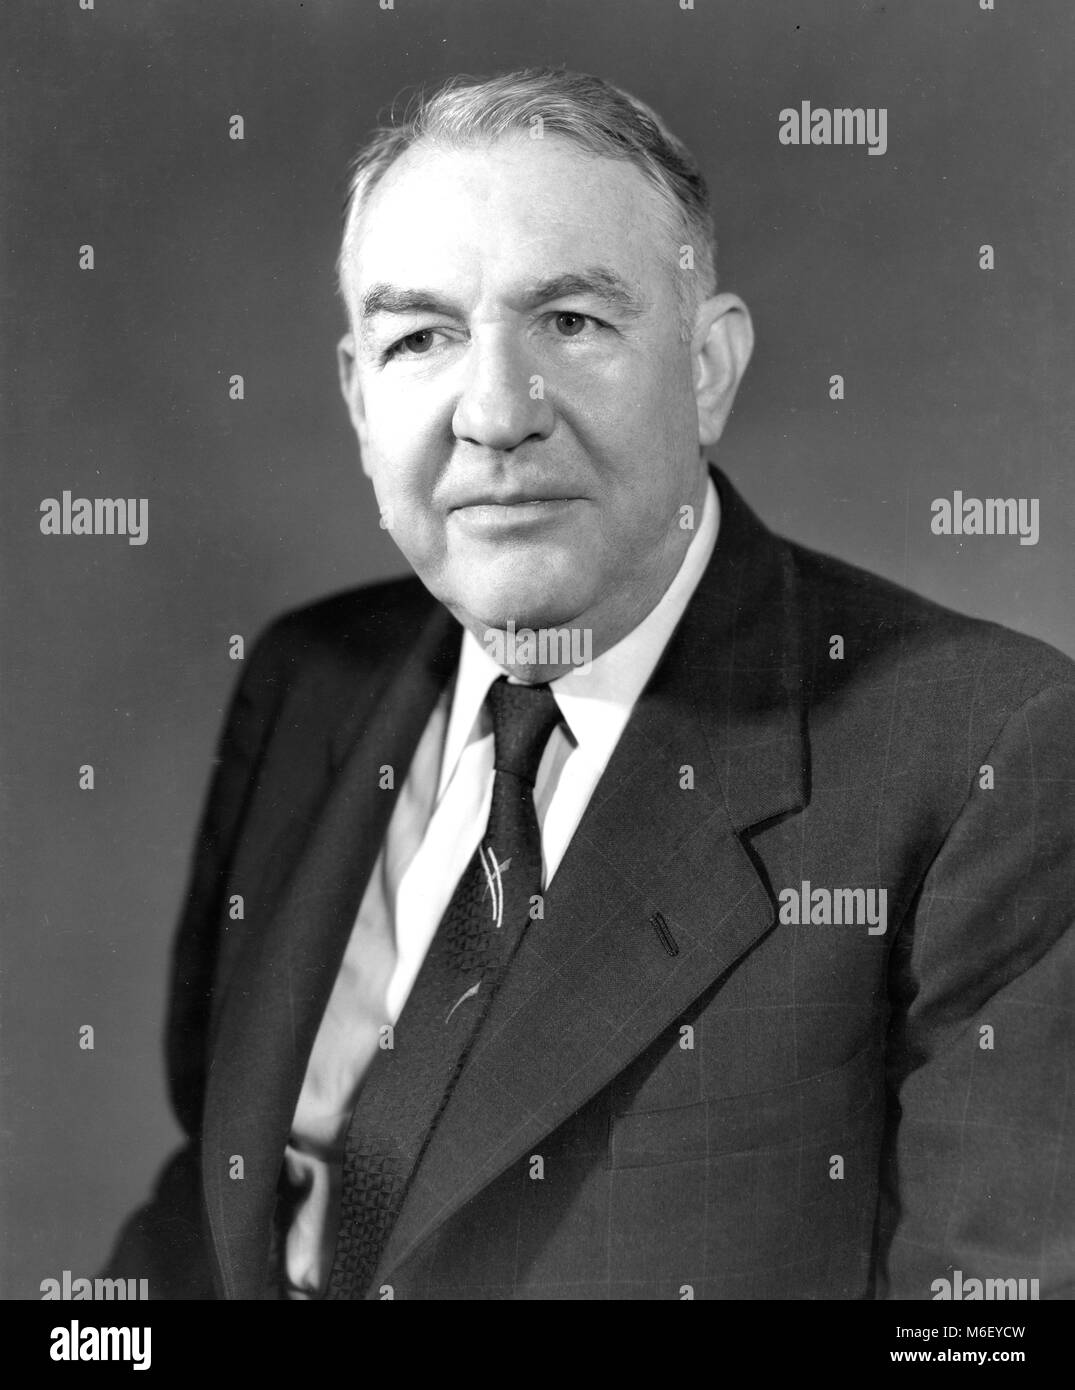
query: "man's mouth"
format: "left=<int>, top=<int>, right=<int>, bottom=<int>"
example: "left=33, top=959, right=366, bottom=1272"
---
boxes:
left=451, top=491, right=580, bottom=508
left=449, top=496, right=583, bottom=532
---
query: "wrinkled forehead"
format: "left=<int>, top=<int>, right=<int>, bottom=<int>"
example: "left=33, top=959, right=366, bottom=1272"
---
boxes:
left=339, top=134, right=682, bottom=318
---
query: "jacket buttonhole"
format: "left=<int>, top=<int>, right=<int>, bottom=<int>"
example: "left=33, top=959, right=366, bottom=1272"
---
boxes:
left=650, top=911, right=679, bottom=957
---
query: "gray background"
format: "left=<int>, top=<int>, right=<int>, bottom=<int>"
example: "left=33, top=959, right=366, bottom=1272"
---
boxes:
left=3, top=0, right=1073, bottom=1298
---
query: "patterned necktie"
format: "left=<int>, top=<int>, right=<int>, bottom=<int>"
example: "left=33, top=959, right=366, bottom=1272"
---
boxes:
left=324, top=676, right=562, bottom=1299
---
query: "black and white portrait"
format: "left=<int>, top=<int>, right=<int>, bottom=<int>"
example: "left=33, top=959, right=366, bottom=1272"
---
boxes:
left=5, top=0, right=1073, bottom=1335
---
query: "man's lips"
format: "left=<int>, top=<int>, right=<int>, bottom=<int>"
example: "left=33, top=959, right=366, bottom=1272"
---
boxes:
left=450, top=493, right=581, bottom=509
left=448, top=495, right=583, bottom=532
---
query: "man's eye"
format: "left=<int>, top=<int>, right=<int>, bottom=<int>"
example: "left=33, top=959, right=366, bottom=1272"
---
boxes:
left=388, top=329, right=438, bottom=357
left=552, top=311, right=590, bottom=337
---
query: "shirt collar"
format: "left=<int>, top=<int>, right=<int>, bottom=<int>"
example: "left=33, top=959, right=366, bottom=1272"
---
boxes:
left=438, top=473, right=720, bottom=798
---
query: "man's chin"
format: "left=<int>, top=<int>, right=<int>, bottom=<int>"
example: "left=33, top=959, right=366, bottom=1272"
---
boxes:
left=455, top=584, right=590, bottom=636
left=423, top=546, right=587, bottom=631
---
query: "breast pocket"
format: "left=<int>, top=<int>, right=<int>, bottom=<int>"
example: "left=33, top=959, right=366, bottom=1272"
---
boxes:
left=607, top=1041, right=883, bottom=1170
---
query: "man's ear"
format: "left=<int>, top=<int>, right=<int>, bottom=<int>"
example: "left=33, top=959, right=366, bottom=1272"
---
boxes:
left=691, top=293, right=754, bottom=448
left=337, top=331, right=371, bottom=472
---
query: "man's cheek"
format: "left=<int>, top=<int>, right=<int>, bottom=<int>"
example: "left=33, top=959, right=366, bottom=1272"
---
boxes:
left=376, top=486, right=445, bottom=567
left=361, top=449, right=407, bottom=534
left=367, top=403, right=444, bottom=477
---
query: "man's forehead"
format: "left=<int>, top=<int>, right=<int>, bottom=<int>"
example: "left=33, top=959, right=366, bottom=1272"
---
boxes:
left=345, top=134, right=674, bottom=299
left=363, top=131, right=659, bottom=219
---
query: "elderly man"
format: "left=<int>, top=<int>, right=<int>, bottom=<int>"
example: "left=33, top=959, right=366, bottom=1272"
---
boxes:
left=108, top=68, right=1075, bottom=1301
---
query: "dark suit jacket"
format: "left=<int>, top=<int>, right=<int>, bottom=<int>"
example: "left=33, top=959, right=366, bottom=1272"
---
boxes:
left=107, top=467, right=1075, bottom=1299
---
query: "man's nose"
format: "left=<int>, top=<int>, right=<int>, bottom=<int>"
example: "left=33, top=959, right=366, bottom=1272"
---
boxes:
left=451, top=331, right=554, bottom=450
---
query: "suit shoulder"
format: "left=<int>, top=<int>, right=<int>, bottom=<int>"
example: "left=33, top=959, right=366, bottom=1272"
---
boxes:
left=787, top=536, right=1075, bottom=705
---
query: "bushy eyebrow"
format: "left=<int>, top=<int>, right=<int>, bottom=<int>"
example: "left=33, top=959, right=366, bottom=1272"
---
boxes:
left=521, top=270, right=647, bottom=318
left=359, top=266, right=647, bottom=329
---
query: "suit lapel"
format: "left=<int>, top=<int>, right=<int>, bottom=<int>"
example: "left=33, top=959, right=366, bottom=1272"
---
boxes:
left=374, top=469, right=807, bottom=1287
left=202, top=599, right=459, bottom=1298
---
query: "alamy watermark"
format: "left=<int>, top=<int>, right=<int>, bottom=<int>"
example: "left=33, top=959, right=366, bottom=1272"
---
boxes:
left=778, top=881, right=887, bottom=934
left=40, top=1270, right=149, bottom=1300
left=39, top=491, right=148, bottom=545
left=49, top=1321, right=151, bottom=1370
left=779, top=102, right=888, bottom=156
left=931, top=1270, right=1040, bottom=1301
left=931, top=492, right=1039, bottom=546
left=483, top=620, right=593, bottom=672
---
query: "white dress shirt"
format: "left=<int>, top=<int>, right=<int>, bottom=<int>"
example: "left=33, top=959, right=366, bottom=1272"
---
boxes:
left=281, top=476, right=720, bottom=1297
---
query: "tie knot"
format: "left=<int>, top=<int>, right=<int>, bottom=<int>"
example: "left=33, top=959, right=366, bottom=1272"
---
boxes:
left=485, top=677, right=561, bottom=785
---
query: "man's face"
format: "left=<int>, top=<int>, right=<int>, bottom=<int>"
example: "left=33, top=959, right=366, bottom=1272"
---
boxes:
left=338, top=134, right=738, bottom=648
